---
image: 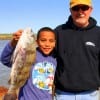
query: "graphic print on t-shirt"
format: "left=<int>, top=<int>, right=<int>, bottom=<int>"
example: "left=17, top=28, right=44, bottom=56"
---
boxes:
left=32, top=61, right=55, bottom=94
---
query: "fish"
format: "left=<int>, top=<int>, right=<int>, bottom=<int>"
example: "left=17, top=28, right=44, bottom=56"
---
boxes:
left=3, top=27, right=36, bottom=99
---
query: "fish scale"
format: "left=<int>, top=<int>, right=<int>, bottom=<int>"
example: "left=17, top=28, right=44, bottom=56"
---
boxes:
left=7, top=27, right=36, bottom=94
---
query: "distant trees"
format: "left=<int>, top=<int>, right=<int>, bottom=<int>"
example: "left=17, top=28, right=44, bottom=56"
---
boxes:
left=0, top=34, right=12, bottom=40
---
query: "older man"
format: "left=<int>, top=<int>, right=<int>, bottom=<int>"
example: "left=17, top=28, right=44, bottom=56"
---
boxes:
left=54, top=0, right=100, bottom=100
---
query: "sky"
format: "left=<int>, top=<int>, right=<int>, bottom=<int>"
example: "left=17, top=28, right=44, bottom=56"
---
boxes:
left=0, top=0, right=100, bottom=34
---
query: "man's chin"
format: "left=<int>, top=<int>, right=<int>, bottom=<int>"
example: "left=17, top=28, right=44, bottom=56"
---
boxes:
left=75, top=19, right=87, bottom=27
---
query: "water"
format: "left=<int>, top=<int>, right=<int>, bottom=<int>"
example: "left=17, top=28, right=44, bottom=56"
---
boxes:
left=0, top=40, right=11, bottom=87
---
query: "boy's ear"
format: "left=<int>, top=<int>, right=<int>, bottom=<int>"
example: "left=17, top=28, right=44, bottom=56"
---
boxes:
left=36, top=40, right=38, bottom=46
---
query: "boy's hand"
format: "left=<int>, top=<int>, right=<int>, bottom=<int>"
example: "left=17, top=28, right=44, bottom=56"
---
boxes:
left=10, top=29, right=23, bottom=47
left=2, top=93, right=17, bottom=100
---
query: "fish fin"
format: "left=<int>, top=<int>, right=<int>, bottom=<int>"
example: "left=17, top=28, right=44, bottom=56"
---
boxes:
left=12, top=51, right=18, bottom=64
left=8, top=78, right=11, bottom=84
left=12, top=45, right=21, bottom=64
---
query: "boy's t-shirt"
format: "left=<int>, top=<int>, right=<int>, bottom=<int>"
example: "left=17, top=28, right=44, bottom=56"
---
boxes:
left=19, top=48, right=57, bottom=100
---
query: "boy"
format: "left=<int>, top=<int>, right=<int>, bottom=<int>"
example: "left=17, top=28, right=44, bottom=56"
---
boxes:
left=1, top=27, right=57, bottom=100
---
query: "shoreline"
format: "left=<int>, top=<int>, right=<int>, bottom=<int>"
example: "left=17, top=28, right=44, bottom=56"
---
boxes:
left=0, top=34, right=12, bottom=40
left=0, top=34, right=37, bottom=40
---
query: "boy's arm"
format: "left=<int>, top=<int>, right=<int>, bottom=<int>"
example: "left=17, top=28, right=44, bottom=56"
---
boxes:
left=0, top=42, right=15, bottom=67
left=0, top=29, right=23, bottom=67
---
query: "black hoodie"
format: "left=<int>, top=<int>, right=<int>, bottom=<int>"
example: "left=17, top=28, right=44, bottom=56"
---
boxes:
left=54, top=16, right=100, bottom=92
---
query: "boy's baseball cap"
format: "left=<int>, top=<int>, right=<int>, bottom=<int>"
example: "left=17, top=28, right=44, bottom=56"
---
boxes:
left=70, top=0, right=92, bottom=8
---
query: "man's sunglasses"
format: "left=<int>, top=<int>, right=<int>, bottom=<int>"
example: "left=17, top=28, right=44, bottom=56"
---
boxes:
left=71, top=5, right=90, bottom=11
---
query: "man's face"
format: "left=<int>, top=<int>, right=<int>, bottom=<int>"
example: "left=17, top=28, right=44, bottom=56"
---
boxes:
left=70, top=4, right=92, bottom=27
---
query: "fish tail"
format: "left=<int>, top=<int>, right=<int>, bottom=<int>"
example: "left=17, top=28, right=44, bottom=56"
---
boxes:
left=7, top=85, right=17, bottom=94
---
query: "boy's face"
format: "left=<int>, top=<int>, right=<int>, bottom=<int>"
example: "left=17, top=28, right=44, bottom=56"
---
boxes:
left=37, top=31, right=56, bottom=55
